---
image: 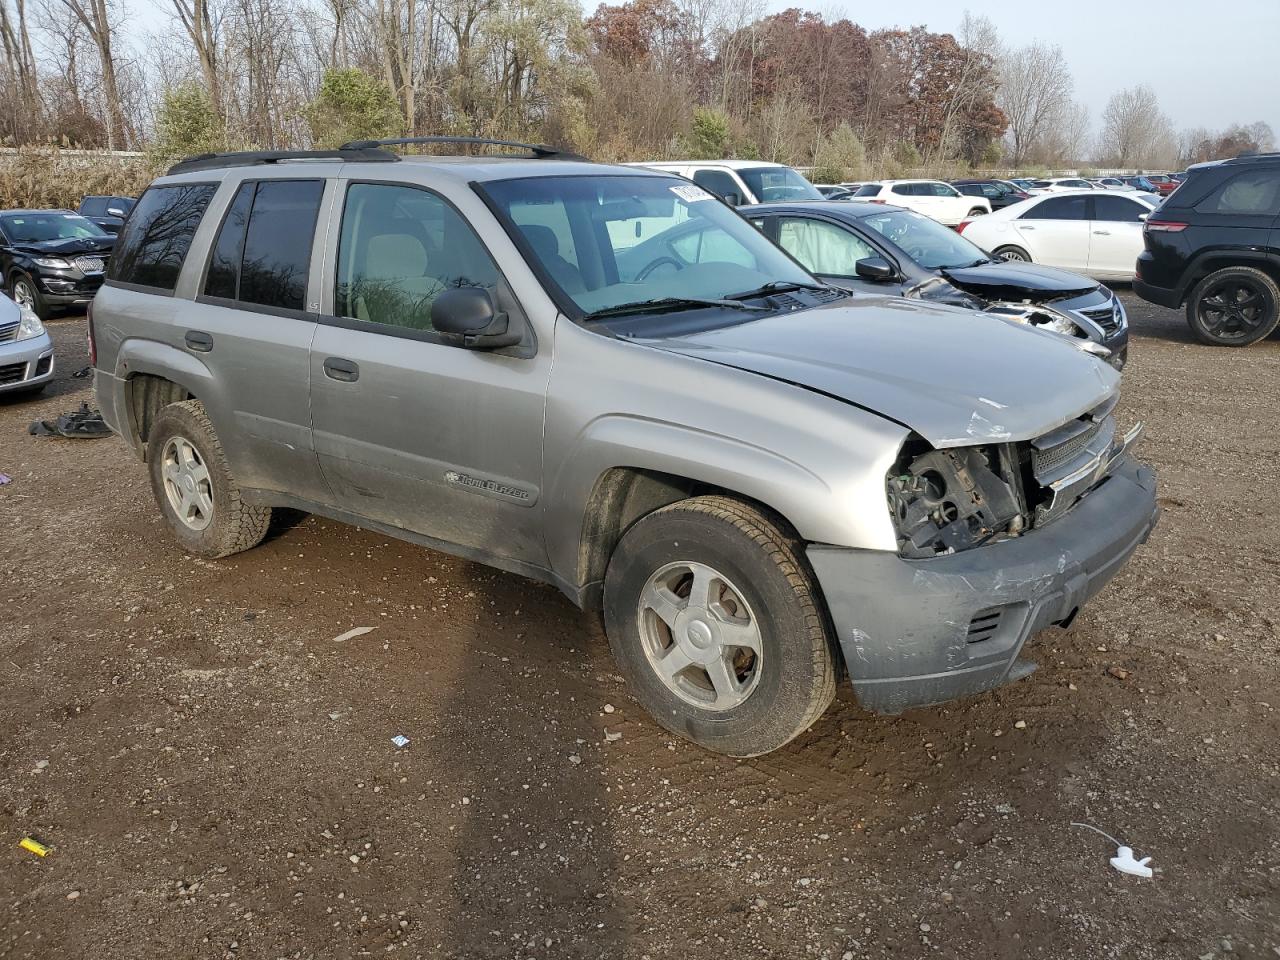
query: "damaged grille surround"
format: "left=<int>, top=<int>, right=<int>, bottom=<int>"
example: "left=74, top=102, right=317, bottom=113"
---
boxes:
left=886, top=395, right=1142, bottom=558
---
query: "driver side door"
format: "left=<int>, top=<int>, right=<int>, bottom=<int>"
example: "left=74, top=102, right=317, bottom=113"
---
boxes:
left=1013, top=194, right=1090, bottom=270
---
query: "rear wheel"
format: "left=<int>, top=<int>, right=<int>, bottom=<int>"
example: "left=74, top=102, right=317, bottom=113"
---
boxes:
left=603, top=495, right=836, bottom=757
left=994, top=245, right=1031, bottom=263
left=1185, top=266, right=1280, bottom=346
left=146, top=399, right=272, bottom=558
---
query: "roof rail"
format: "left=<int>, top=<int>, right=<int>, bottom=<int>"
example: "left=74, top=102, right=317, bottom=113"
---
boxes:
left=1233, top=150, right=1280, bottom=161
left=339, top=136, right=586, bottom=161
left=167, top=146, right=400, bottom=175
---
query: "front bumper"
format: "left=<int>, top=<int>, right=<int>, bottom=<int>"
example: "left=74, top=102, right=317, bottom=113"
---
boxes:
left=38, top=271, right=104, bottom=308
left=807, top=457, right=1159, bottom=714
left=0, top=331, right=55, bottom=393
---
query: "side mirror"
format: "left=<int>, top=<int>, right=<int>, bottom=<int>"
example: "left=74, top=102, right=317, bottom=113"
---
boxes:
left=431, top=287, right=521, bottom=349
left=721, top=191, right=742, bottom=206
left=1138, top=212, right=1149, bottom=221
left=107, top=207, right=125, bottom=217
left=855, top=256, right=895, bottom=281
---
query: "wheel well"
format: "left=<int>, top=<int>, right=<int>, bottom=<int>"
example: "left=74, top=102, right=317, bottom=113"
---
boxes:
left=575, top=467, right=802, bottom=609
left=126, top=374, right=194, bottom=458
left=1185, top=256, right=1280, bottom=299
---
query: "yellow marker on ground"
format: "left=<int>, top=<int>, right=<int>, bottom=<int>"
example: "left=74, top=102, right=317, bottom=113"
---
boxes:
left=19, top=837, right=50, bottom=857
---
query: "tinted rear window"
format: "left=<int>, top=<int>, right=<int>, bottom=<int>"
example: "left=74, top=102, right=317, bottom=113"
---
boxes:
left=108, top=184, right=217, bottom=290
left=1194, top=171, right=1280, bottom=216
left=80, top=197, right=106, bottom=217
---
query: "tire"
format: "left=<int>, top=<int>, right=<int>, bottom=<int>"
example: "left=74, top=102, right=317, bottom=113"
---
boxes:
left=603, top=495, right=836, bottom=757
left=11, top=272, right=48, bottom=320
left=146, top=399, right=272, bottom=558
left=967, top=207, right=987, bottom=218
left=994, top=245, right=1031, bottom=263
left=1184, top=266, right=1280, bottom=347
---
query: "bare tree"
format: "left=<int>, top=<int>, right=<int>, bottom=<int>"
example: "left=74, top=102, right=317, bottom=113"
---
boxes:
left=170, top=0, right=224, bottom=110
left=57, top=0, right=128, bottom=148
left=1099, top=83, right=1177, bottom=167
left=997, top=41, right=1072, bottom=166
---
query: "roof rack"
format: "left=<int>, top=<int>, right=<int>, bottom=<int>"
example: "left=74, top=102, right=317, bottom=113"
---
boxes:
left=167, top=146, right=400, bottom=175
left=1233, top=150, right=1280, bottom=161
left=339, top=136, right=586, bottom=161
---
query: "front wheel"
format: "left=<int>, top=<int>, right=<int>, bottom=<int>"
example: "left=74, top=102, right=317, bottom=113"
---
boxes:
left=146, top=399, right=273, bottom=558
left=11, top=273, right=48, bottom=320
left=1185, top=266, right=1280, bottom=346
left=603, top=496, right=836, bottom=757
left=967, top=207, right=987, bottom=218
left=994, top=245, right=1031, bottom=263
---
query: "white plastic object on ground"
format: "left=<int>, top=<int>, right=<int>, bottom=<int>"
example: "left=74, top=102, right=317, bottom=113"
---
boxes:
left=330, top=626, right=376, bottom=643
left=391, top=735, right=410, bottom=748
left=1070, top=821, right=1155, bottom=879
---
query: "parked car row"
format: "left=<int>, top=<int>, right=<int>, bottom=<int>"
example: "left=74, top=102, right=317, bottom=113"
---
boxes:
left=86, top=139, right=1158, bottom=756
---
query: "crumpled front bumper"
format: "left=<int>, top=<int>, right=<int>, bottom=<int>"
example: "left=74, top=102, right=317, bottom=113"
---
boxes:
left=807, top=457, right=1159, bottom=714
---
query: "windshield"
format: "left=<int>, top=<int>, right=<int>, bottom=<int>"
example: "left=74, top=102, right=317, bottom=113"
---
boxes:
left=0, top=212, right=107, bottom=243
left=737, top=166, right=824, bottom=202
left=483, top=174, right=817, bottom=317
left=860, top=209, right=990, bottom=270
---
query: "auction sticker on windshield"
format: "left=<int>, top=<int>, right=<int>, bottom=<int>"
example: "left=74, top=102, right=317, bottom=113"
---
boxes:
left=671, top=184, right=712, bottom=203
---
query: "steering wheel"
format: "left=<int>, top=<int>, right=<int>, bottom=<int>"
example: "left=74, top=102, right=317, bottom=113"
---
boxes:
left=636, top=256, right=684, bottom=281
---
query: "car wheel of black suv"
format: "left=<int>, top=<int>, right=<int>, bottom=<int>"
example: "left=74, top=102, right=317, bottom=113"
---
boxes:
left=603, top=495, right=837, bottom=758
left=147, top=399, right=273, bottom=558
left=1186, top=266, right=1280, bottom=347
left=10, top=273, right=47, bottom=321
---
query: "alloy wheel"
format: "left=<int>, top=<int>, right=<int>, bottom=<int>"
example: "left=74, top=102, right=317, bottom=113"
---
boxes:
left=1196, top=278, right=1273, bottom=343
left=637, top=560, right=763, bottom=711
left=161, top=436, right=214, bottom=531
left=12, top=279, right=34, bottom=310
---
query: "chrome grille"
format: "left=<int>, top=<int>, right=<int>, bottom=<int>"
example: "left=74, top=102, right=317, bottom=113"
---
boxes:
left=1079, top=300, right=1121, bottom=335
left=75, top=255, right=106, bottom=273
left=0, top=322, right=17, bottom=344
left=1033, top=420, right=1101, bottom=475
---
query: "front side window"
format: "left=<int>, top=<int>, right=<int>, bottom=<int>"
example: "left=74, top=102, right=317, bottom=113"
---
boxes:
left=860, top=209, right=989, bottom=270
left=737, top=166, right=823, bottom=202
left=1, top=212, right=107, bottom=243
left=335, top=182, right=500, bottom=332
left=691, top=169, right=744, bottom=203
left=1195, top=171, right=1280, bottom=216
left=776, top=217, right=877, bottom=276
left=929, top=182, right=959, bottom=197
left=482, top=174, right=816, bottom=319
left=1093, top=195, right=1147, bottom=223
left=891, top=183, right=914, bottom=196
left=107, top=183, right=216, bottom=290
left=1024, top=195, right=1088, bottom=221
left=203, top=179, right=324, bottom=310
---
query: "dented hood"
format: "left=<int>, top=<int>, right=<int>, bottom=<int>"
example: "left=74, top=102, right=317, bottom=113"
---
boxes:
left=647, top=296, right=1118, bottom=448
left=938, top=259, right=1098, bottom=300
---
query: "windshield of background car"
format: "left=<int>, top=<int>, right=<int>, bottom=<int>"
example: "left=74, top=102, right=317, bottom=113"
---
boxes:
left=482, top=174, right=818, bottom=317
left=1, top=212, right=107, bottom=242
left=860, top=209, right=989, bottom=270
left=737, top=166, right=824, bottom=201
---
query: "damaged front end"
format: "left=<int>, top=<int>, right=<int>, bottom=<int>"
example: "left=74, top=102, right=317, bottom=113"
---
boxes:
left=885, top=394, right=1143, bottom=559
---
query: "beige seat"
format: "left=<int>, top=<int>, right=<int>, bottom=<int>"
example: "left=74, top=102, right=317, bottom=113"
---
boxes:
left=355, top=233, right=443, bottom=328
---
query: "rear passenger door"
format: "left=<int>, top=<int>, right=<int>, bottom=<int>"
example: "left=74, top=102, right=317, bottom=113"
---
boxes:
left=308, top=179, right=551, bottom=568
left=1087, top=193, right=1150, bottom=277
left=186, top=176, right=333, bottom=502
left=1014, top=194, right=1090, bottom=270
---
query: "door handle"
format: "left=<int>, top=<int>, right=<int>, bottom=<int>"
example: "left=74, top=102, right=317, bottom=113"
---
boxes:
left=323, top=357, right=360, bottom=382
left=1093, top=230, right=1111, bottom=236
left=1020, top=225, right=1035, bottom=230
left=184, top=330, right=213, bottom=352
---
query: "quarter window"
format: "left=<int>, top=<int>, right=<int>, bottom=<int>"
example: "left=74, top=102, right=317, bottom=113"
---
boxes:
left=334, top=183, right=500, bottom=332
left=1023, top=195, right=1088, bottom=221
left=776, top=217, right=877, bottom=276
left=107, top=183, right=216, bottom=290
left=1195, top=171, right=1280, bottom=216
left=202, top=179, right=324, bottom=311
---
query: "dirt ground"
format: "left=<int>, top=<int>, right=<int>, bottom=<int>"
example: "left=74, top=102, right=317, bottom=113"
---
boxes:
left=1, top=293, right=1278, bottom=960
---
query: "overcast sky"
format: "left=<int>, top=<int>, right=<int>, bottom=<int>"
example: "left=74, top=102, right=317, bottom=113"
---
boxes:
left=776, top=0, right=1280, bottom=139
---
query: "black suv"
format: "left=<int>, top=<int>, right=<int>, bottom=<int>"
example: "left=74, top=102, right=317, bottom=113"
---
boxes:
left=0, top=209, right=115, bottom=319
left=1135, top=153, right=1280, bottom=346
left=78, top=195, right=135, bottom=234
left=951, top=179, right=1029, bottom=210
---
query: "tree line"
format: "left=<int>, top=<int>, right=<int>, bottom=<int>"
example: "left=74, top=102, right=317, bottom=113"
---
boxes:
left=0, top=0, right=1272, bottom=178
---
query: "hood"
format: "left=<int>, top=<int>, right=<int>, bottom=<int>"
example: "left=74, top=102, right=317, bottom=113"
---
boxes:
left=939, top=260, right=1098, bottom=301
left=643, top=296, right=1118, bottom=448
left=14, top=236, right=115, bottom=257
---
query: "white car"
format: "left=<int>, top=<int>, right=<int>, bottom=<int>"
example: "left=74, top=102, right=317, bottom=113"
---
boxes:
left=627, top=160, right=825, bottom=206
left=850, top=180, right=990, bottom=226
left=1090, top=177, right=1137, bottom=191
left=956, top=189, right=1161, bottom=281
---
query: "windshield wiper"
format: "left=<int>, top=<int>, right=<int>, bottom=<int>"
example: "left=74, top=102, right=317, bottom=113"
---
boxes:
left=942, top=258, right=992, bottom=269
left=581, top=296, right=768, bottom=322
left=726, top=279, right=836, bottom=301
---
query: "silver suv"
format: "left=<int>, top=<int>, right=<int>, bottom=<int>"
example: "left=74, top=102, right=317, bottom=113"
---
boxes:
left=91, top=138, right=1159, bottom=756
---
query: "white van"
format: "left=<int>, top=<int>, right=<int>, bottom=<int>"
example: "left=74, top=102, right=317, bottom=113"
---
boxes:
left=629, top=160, right=825, bottom=206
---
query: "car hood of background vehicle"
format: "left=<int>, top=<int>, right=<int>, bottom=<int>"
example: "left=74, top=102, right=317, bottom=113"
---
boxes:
left=939, top=260, right=1098, bottom=300
left=13, top=237, right=115, bottom=257
left=645, top=296, right=1117, bottom=448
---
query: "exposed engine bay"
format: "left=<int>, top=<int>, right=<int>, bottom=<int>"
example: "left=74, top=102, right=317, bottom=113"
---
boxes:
left=886, top=395, right=1143, bottom=558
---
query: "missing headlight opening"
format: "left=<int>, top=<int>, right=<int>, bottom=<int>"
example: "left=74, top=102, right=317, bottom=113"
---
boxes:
left=886, top=440, right=1030, bottom=558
